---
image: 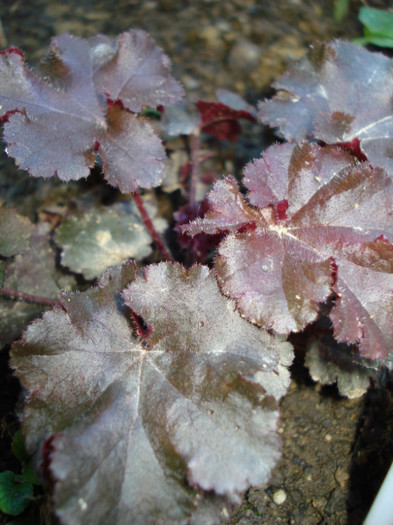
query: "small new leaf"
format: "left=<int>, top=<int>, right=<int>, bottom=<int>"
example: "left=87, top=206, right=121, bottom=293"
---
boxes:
left=306, top=337, right=375, bottom=399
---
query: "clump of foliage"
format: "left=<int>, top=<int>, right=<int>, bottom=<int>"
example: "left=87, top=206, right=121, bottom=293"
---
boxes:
left=0, top=30, right=392, bottom=524
left=0, top=430, right=41, bottom=520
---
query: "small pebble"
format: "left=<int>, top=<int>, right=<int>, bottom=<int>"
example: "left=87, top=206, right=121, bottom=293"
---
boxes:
left=273, top=489, right=287, bottom=505
left=335, top=467, right=349, bottom=487
left=228, top=40, right=261, bottom=73
left=181, top=75, right=200, bottom=90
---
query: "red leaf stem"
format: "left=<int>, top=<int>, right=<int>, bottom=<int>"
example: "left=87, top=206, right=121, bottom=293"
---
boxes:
left=188, top=131, right=201, bottom=211
left=132, top=191, right=174, bottom=262
left=0, top=287, right=62, bottom=307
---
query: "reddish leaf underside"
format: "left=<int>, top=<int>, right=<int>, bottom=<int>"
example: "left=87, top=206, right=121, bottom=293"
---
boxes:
left=0, top=30, right=183, bottom=192
left=173, top=203, right=224, bottom=263
left=197, top=100, right=256, bottom=142
left=11, top=262, right=292, bottom=524
left=182, top=142, right=393, bottom=361
left=259, top=40, right=393, bottom=178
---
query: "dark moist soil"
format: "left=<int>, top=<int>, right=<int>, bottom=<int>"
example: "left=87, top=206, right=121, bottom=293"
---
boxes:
left=1, top=1, right=393, bottom=524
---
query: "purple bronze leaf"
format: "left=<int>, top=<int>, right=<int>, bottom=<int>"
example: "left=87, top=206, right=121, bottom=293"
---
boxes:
left=215, top=230, right=333, bottom=333
left=0, top=37, right=102, bottom=181
left=123, top=263, right=292, bottom=494
left=243, top=143, right=296, bottom=210
left=93, top=30, right=184, bottom=113
left=182, top=176, right=261, bottom=236
left=244, top=142, right=357, bottom=215
left=11, top=262, right=292, bottom=524
left=183, top=143, right=393, bottom=360
left=259, top=40, right=393, bottom=177
left=0, top=30, right=183, bottom=191
left=98, top=106, right=166, bottom=193
left=330, top=259, right=393, bottom=361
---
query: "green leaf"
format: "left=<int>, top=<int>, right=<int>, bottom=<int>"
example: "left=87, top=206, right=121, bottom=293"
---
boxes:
left=55, top=201, right=167, bottom=279
left=10, top=431, right=41, bottom=486
left=333, top=0, right=350, bottom=22
left=353, top=35, right=393, bottom=49
left=142, top=106, right=162, bottom=119
left=358, top=7, right=393, bottom=38
left=0, top=471, right=33, bottom=516
left=20, top=460, right=40, bottom=486
left=11, top=431, right=28, bottom=463
left=0, top=203, right=34, bottom=257
left=0, top=261, right=4, bottom=289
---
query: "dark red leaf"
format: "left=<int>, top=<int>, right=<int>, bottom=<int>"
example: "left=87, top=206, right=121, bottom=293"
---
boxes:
left=183, top=143, right=393, bottom=360
left=0, top=31, right=183, bottom=192
left=11, top=262, right=292, bottom=524
left=174, top=203, right=223, bottom=263
left=197, top=100, right=256, bottom=142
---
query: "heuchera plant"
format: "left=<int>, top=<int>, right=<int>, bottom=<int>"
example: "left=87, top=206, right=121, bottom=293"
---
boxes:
left=0, top=32, right=392, bottom=524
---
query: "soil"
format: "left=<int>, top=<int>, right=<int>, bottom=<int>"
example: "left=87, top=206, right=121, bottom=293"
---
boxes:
left=1, top=1, right=393, bottom=524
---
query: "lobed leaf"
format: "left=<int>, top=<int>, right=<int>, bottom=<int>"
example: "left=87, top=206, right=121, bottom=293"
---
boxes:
left=11, top=262, right=292, bottom=524
left=0, top=471, right=33, bottom=516
left=92, top=30, right=183, bottom=113
left=0, top=30, right=183, bottom=192
left=97, top=106, right=166, bottom=193
left=259, top=40, right=393, bottom=177
left=183, top=143, right=393, bottom=360
left=55, top=200, right=167, bottom=279
left=0, top=38, right=102, bottom=182
left=306, top=328, right=377, bottom=399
